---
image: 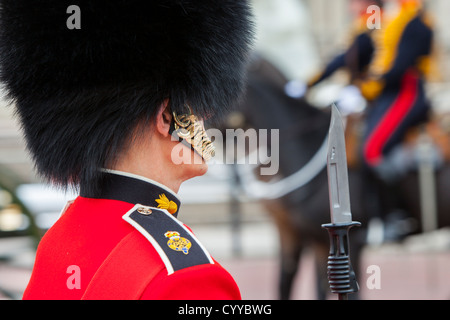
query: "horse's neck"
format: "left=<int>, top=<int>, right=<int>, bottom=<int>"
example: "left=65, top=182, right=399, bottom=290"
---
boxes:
left=275, top=106, right=330, bottom=178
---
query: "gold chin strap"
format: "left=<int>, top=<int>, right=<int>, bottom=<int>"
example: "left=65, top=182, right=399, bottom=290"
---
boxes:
left=172, top=108, right=215, bottom=162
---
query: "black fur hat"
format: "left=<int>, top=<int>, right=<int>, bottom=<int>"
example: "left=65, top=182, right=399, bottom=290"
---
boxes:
left=0, top=0, right=254, bottom=194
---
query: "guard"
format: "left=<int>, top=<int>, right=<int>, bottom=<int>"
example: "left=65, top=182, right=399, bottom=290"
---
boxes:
left=0, top=0, right=254, bottom=299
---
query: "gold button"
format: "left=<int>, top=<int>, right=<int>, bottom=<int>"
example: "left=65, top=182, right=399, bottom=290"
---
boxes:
left=137, top=206, right=152, bottom=216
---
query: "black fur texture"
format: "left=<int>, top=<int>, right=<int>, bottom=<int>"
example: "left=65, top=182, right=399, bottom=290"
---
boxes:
left=0, top=0, right=254, bottom=194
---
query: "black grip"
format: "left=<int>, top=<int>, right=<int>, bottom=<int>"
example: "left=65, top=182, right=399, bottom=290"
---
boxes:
left=322, top=221, right=361, bottom=299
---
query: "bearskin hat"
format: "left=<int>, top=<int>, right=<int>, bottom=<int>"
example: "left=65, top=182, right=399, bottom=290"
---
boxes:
left=0, top=0, right=254, bottom=194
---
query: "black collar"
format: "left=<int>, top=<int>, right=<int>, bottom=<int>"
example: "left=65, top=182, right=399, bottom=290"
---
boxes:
left=80, top=170, right=181, bottom=218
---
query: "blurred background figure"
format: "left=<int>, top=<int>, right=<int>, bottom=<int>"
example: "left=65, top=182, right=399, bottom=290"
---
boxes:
left=304, top=0, right=383, bottom=116
left=358, top=0, right=441, bottom=230
left=361, top=0, right=439, bottom=181
left=307, top=0, right=383, bottom=89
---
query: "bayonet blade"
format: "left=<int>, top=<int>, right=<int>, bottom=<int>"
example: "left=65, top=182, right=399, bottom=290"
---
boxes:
left=327, top=104, right=352, bottom=224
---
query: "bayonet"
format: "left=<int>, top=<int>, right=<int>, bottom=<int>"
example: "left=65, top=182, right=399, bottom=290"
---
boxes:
left=322, top=104, right=361, bottom=300
left=327, top=104, right=352, bottom=224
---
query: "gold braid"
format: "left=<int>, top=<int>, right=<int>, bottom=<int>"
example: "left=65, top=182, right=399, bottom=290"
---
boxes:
left=173, top=111, right=215, bottom=161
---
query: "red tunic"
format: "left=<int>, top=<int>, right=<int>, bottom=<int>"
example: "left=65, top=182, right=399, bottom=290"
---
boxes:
left=23, top=171, right=241, bottom=300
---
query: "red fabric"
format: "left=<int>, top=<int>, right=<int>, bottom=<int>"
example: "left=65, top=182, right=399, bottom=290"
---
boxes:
left=364, top=72, right=419, bottom=166
left=141, top=260, right=240, bottom=300
left=22, top=196, right=240, bottom=300
left=81, top=231, right=164, bottom=300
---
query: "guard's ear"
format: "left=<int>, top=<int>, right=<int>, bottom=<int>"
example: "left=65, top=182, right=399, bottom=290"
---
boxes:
left=155, top=100, right=172, bottom=138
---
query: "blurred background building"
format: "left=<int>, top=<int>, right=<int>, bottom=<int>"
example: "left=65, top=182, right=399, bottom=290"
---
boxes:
left=0, top=0, right=449, bottom=300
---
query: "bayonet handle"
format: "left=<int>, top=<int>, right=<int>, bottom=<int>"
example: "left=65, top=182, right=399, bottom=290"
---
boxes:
left=322, top=221, right=361, bottom=300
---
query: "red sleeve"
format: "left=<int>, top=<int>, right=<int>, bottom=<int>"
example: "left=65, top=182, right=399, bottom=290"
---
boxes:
left=140, top=262, right=241, bottom=300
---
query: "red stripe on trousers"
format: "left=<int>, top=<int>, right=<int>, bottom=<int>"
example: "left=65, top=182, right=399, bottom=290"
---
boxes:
left=364, top=73, right=418, bottom=166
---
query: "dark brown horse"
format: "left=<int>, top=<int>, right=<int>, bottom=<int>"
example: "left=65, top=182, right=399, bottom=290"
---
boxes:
left=228, top=56, right=450, bottom=300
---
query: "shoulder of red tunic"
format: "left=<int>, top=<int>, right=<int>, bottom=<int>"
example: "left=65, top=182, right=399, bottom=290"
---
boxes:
left=82, top=204, right=240, bottom=299
left=23, top=197, right=138, bottom=300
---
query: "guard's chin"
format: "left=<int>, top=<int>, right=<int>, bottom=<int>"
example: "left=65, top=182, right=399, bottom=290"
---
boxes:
left=191, top=152, right=209, bottom=177
left=169, top=141, right=210, bottom=180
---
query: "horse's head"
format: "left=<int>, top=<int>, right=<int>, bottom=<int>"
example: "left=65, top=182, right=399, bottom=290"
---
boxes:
left=220, top=56, right=331, bottom=176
